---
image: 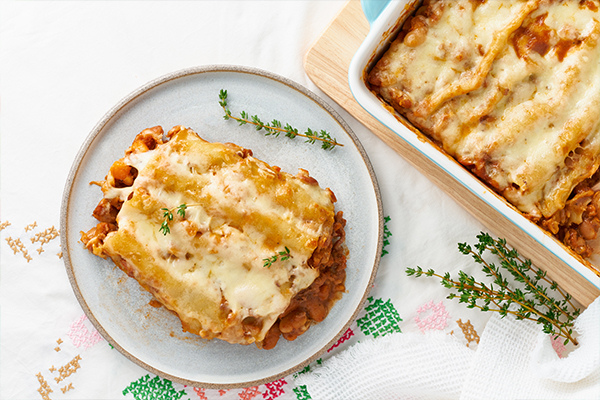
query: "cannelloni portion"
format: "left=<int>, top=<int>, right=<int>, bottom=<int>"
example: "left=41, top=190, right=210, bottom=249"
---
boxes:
left=81, top=126, right=347, bottom=349
left=369, top=0, right=600, bottom=257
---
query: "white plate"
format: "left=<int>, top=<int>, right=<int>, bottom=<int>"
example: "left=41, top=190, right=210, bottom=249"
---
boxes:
left=60, top=65, right=382, bottom=388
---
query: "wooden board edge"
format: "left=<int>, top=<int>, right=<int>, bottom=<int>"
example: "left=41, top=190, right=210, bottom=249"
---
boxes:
left=304, top=1, right=600, bottom=306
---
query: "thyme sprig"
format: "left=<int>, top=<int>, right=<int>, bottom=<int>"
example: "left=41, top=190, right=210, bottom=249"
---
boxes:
left=218, top=89, right=342, bottom=151
left=159, top=204, right=190, bottom=235
left=263, top=247, right=292, bottom=268
left=406, top=232, right=581, bottom=345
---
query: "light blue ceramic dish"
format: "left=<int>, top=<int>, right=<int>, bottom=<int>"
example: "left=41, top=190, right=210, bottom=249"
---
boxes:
left=349, top=0, right=600, bottom=292
left=61, top=65, right=383, bottom=388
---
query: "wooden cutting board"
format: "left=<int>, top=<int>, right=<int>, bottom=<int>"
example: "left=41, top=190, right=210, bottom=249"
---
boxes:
left=304, top=0, right=599, bottom=306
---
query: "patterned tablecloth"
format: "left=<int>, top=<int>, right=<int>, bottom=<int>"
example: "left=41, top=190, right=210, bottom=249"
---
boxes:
left=1, top=2, right=583, bottom=400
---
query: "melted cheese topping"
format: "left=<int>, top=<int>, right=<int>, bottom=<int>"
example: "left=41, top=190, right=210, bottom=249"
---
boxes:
left=99, top=127, right=335, bottom=345
left=370, top=0, right=600, bottom=220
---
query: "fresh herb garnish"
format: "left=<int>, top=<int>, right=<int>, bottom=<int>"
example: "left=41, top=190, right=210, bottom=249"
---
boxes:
left=406, top=232, right=581, bottom=345
left=218, top=89, right=342, bottom=151
left=159, top=204, right=190, bottom=236
left=263, top=247, right=292, bottom=268
left=159, top=208, right=174, bottom=235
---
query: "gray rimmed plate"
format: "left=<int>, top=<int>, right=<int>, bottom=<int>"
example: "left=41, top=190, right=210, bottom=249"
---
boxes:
left=60, top=65, right=382, bottom=388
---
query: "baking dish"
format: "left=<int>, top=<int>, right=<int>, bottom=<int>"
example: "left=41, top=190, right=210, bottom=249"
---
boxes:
left=348, top=0, right=600, bottom=295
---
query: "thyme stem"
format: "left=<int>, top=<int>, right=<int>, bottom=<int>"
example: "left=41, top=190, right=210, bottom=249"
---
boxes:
left=159, top=204, right=199, bottom=236
left=263, top=247, right=292, bottom=268
left=218, top=89, right=343, bottom=150
left=485, top=241, right=574, bottom=321
left=419, top=270, right=576, bottom=343
left=406, top=233, right=581, bottom=346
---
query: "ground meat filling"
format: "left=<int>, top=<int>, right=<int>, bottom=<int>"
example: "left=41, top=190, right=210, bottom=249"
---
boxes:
left=80, top=129, right=347, bottom=349
left=539, top=172, right=600, bottom=258
left=261, top=212, right=347, bottom=350
left=81, top=128, right=162, bottom=253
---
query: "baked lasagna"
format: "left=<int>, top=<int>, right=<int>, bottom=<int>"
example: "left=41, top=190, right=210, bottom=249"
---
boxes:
left=368, top=0, right=600, bottom=258
left=80, top=125, right=347, bottom=349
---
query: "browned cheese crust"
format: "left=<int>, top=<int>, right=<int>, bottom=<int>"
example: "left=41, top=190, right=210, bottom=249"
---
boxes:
left=368, top=0, right=600, bottom=258
left=81, top=126, right=347, bottom=349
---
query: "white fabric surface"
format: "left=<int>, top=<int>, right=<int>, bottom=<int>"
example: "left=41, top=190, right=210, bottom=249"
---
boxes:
left=1, top=1, right=597, bottom=400
left=296, top=297, right=600, bottom=400
left=298, top=330, right=475, bottom=400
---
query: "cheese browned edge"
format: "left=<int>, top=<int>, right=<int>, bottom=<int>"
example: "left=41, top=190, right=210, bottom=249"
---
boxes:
left=80, top=125, right=347, bottom=349
left=368, top=0, right=600, bottom=259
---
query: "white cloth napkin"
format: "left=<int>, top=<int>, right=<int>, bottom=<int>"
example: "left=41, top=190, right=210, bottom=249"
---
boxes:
left=296, top=297, right=600, bottom=400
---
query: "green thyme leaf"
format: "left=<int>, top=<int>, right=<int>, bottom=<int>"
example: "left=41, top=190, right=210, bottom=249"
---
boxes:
left=263, top=247, right=293, bottom=268
left=218, top=89, right=343, bottom=150
left=405, top=232, right=581, bottom=345
left=176, top=204, right=187, bottom=217
left=159, top=204, right=198, bottom=236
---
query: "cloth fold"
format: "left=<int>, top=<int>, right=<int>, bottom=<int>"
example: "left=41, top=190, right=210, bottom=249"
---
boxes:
left=296, top=297, right=600, bottom=400
left=531, top=297, right=600, bottom=383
